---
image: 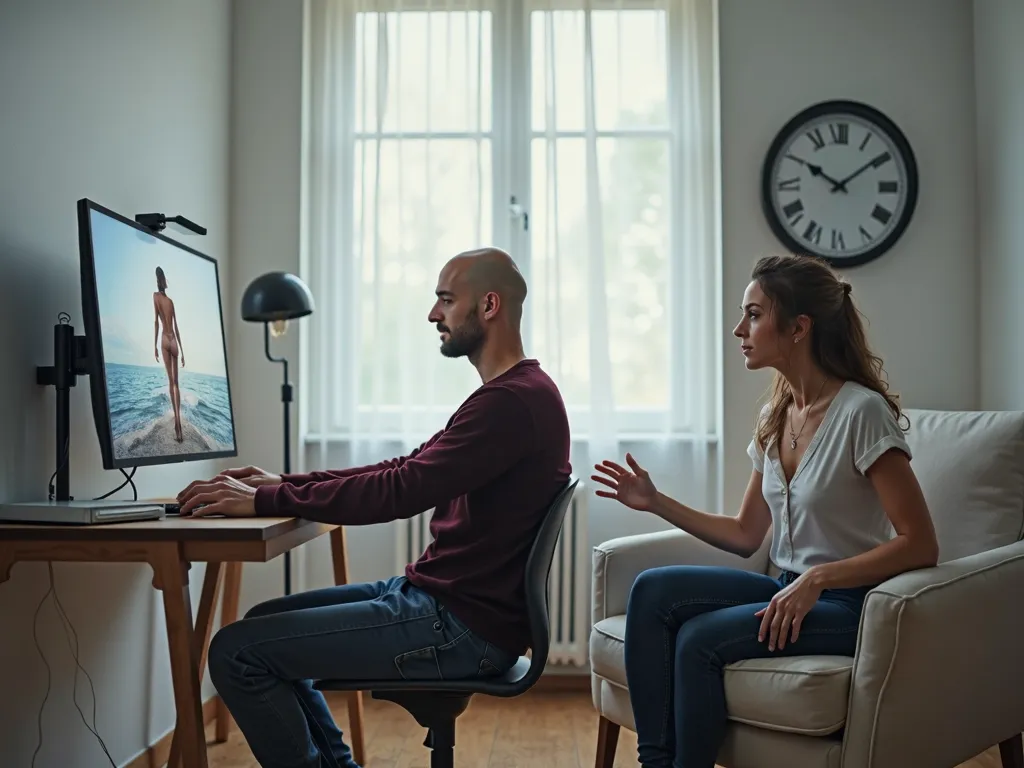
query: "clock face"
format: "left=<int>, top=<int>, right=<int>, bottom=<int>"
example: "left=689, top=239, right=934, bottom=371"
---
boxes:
left=761, top=100, right=918, bottom=267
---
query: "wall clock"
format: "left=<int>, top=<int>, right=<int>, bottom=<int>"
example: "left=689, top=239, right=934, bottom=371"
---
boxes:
left=761, top=100, right=918, bottom=268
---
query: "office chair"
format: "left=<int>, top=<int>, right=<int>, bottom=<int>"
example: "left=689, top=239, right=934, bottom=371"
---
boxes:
left=314, top=476, right=580, bottom=768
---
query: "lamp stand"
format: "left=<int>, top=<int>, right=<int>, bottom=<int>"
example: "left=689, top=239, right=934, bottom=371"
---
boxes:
left=264, top=321, right=294, bottom=595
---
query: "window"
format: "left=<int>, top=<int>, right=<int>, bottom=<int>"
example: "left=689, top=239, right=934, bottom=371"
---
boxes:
left=302, top=0, right=719, bottom=440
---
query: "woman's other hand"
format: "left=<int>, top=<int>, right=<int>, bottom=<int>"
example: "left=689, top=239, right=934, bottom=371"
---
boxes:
left=754, top=571, right=824, bottom=651
left=592, top=453, right=658, bottom=511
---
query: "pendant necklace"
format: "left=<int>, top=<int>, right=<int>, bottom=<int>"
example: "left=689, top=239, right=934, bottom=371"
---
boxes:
left=789, top=377, right=828, bottom=450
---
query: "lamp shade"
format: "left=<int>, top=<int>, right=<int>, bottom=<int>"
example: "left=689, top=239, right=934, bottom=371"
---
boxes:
left=241, top=271, right=315, bottom=322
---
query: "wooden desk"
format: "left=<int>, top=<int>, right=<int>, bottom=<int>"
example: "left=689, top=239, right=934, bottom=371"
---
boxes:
left=0, top=517, right=366, bottom=768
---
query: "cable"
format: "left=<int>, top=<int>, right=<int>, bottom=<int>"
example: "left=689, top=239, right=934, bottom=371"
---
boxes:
left=31, top=563, right=116, bottom=768
left=30, top=569, right=54, bottom=768
left=93, top=466, right=138, bottom=501
left=46, top=436, right=70, bottom=501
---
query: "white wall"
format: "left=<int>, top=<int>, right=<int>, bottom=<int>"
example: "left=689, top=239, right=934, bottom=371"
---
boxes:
left=976, top=0, right=1024, bottom=411
left=0, top=1, right=233, bottom=765
left=228, top=0, right=310, bottom=610
left=718, top=0, right=979, bottom=514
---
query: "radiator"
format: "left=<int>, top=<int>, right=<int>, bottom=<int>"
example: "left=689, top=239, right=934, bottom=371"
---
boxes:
left=394, top=482, right=591, bottom=668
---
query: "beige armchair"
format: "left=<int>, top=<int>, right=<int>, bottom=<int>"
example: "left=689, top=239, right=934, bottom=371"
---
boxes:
left=590, top=408, right=1024, bottom=768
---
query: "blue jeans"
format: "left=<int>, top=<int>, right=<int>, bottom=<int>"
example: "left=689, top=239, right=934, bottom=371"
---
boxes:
left=624, top=565, right=871, bottom=768
left=207, top=575, right=517, bottom=768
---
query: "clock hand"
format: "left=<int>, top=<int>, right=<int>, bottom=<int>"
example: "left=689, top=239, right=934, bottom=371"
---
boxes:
left=807, top=163, right=848, bottom=193
left=833, top=152, right=890, bottom=190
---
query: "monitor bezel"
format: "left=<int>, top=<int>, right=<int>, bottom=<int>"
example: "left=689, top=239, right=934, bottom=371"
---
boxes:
left=77, top=198, right=240, bottom=470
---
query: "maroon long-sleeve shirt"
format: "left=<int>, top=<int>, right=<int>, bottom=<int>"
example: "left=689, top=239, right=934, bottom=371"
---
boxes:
left=253, top=359, right=572, bottom=657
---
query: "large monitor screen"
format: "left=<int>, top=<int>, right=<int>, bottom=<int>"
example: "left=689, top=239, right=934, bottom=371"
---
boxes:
left=78, top=199, right=238, bottom=469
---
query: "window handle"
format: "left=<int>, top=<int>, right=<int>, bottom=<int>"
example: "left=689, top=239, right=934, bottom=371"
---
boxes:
left=509, top=195, right=529, bottom=231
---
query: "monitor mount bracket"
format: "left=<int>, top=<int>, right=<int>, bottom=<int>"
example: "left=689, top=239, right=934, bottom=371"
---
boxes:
left=36, top=313, right=89, bottom=501
left=134, top=212, right=207, bottom=236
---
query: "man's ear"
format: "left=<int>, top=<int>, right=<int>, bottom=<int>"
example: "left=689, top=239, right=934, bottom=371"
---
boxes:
left=482, top=291, right=500, bottom=319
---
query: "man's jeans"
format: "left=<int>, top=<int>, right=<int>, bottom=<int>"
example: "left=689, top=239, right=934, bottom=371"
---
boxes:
left=624, top=565, right=872, bottom=768
left=208, top=575, right=517, bottom=768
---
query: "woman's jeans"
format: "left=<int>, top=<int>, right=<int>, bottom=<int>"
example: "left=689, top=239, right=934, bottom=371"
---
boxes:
left=624, top=565, right=871, bottom=768
left=207, top=575, right=517, bottom=768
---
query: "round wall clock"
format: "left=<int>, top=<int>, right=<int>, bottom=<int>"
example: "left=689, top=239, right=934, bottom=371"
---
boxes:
left=761, top=99, right=918, bottom=268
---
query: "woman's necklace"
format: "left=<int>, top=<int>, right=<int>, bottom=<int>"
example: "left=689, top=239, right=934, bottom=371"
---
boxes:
left=789, top=377, right=829, bottom=450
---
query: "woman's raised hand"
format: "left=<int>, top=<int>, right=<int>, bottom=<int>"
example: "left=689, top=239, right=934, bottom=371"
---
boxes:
left=591, top=453, right=658, bottom=511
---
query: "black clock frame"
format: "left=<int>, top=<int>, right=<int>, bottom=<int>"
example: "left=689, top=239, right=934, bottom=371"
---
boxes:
left=760, top=99, right=919, bottom=268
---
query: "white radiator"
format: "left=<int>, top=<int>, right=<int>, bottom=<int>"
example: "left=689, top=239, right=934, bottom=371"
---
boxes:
left=394, top=482, right=590, bottom=668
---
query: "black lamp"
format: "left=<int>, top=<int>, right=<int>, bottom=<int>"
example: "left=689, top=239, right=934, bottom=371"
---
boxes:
left=241, top=271, right=315, bottom=596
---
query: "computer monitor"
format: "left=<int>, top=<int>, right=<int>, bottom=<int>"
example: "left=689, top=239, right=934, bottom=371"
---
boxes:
left=77, top=198, right=238, bottom=470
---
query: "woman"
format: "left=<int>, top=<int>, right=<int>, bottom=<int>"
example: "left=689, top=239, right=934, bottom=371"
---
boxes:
left=593, top=253, right=939, bottom=768
left=153, top=265, right=186, bottom=443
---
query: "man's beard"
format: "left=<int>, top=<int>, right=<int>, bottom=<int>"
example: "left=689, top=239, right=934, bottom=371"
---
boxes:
left=438, top=310, right=485, bottom=358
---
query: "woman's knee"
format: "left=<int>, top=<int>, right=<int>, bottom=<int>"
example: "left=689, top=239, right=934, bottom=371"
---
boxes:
left=625, top=566, right=700, bottom=623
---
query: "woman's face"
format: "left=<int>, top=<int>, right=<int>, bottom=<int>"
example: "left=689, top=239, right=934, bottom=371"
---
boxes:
left=732, top=280, right=793, bottom=371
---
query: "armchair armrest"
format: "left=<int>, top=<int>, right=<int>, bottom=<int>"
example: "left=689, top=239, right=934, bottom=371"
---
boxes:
left=843, top=539, right=1024, bottom=768
left=591, top=527, right=770, bottom=623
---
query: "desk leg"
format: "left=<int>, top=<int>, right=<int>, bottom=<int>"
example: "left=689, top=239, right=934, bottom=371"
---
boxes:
left=168, top=561, right=224, bottom=768
left=214, top=561, right=243, bottom=743
left=151, top=543, right=208, bottom=768
left=329, top=527, right=366, bottom=766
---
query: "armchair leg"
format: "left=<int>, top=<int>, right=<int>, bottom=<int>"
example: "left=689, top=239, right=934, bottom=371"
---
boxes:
left=999, top=733, right=1024, bottom=768
left=595, top=716, right=620, bottom=768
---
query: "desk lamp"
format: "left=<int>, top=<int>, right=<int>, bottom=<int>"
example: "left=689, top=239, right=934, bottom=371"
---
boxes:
left=241, top=271, right=314, bottom=595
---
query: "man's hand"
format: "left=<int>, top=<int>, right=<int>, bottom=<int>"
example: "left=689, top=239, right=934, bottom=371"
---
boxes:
left=177, top=475, right=258, bottom=517
left=217, top=465, right=283, bottom=487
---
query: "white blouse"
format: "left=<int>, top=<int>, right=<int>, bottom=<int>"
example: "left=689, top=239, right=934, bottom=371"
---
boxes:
left=747, top=381, right=913, bottom=574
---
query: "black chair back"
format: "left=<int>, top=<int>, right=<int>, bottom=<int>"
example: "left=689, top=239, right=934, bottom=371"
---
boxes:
left=505, top=475, right=579, bottom=692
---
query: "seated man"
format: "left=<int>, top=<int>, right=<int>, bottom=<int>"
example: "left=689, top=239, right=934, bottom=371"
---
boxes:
left=177, top=247, right=571, bottom=768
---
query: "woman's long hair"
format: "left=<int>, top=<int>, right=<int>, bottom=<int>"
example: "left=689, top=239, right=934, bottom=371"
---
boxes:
left=751, top=253, right=906, bottom=453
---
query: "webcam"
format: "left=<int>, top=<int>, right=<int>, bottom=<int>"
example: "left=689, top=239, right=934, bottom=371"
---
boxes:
left=134, top=212, right=207, bottom=236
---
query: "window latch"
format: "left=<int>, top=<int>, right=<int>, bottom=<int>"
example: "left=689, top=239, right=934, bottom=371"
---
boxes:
left=509, top=195, right=528, bottom=231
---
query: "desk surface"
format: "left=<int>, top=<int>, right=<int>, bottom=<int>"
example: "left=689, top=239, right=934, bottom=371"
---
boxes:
left=0, top=516, right=334, bottom=543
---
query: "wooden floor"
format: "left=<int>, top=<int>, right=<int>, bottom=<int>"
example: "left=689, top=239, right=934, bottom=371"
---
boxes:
left=204, top=689, right=1008, bottom=768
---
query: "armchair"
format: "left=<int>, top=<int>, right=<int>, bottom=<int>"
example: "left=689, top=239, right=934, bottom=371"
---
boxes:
left=590, top=408, right=1024, bottom=768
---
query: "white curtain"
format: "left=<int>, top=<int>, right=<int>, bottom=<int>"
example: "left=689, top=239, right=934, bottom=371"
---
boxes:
left=299, top=0, right=721, bottom=589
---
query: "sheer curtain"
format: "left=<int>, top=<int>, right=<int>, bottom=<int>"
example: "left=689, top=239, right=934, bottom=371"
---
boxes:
left=299, top=0, right=721, bottom=589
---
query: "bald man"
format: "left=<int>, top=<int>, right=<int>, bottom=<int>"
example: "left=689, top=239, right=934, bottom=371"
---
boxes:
left=177, top=248, right=571, bottom=768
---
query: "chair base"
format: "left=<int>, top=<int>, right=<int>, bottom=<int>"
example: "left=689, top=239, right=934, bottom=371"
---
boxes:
left=373, top=689, right=473, bottom=768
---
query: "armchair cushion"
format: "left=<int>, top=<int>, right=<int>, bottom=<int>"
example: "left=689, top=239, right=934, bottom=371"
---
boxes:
left=591, top=613, right=852, bottom=737
left=902, top=408, right=1024, bottom=561
left=724, top=656, right=852, bottom=737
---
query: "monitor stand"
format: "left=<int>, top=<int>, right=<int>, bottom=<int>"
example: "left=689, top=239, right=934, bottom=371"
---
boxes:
left=3, top=318, right=164, bottom=525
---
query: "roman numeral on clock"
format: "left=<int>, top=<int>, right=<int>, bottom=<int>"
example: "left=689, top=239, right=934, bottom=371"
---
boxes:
left=777, top=177, right=800, bottom=192
left=831, top=229, right=846, bottom=250
left=871, top=205, right=892, bottom=225
left=802, top=220, right=822, bottom=245
left=807, top=128, right=825, bottom=151
left=829, top=123, right=849, bottom=145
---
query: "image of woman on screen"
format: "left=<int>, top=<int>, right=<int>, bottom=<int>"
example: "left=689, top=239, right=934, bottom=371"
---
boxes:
left=153, top=265, right=186, bottom=443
